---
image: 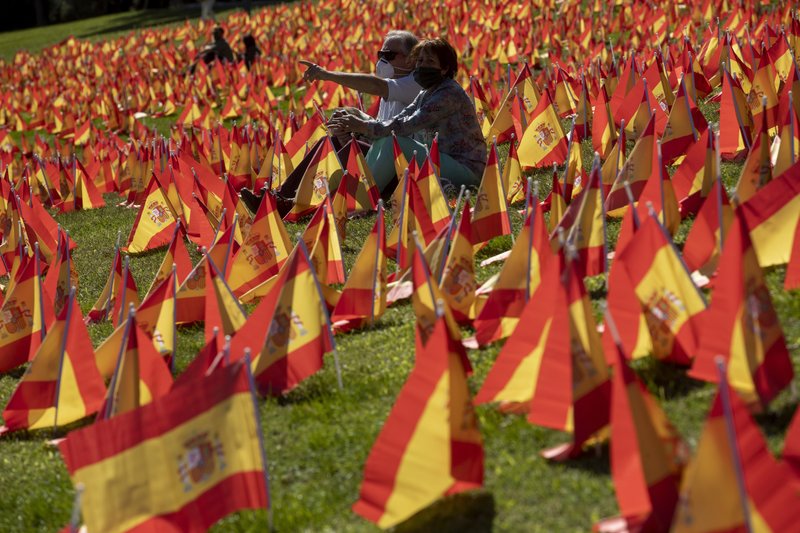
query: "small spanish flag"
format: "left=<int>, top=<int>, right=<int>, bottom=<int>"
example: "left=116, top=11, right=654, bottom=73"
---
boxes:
left=59, top=360, right=270, bottom=533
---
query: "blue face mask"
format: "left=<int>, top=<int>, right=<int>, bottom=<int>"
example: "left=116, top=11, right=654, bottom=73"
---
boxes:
left=413, top=67, right=444, bottom=89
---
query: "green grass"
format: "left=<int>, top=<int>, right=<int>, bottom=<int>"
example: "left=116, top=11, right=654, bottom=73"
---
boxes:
left=1, top=8, right=800, bottom=533
left=0, top=6, right=238, bottom=60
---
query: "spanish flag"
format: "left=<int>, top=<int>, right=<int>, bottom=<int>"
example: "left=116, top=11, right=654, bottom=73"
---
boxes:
left=719, top=67, right=753, bottom=159
left=682, top=175, right=734, bottom=275
left=59, top=360, right=270, bottom=533
left=227, top=191, right=292, bottom=297
left=592, top=82, right=617, bottom=159
left=136, top=267, right=177, bottom=359
left=441, top=199, right=477, bottom=323
left=110, top=256, right=140, bottom=328
left=562, top=159, right=606, bottom=278
left=471, top=144, right=512, bottom=248
left=690, top=209, right=794, bottom=407
left=502, top=140, right=526, bottom=205
left=301, top=199, right=346, bottom=285
left=660, top=75, right=708, bottom=164
left=739, top=160, right=800, bottom=268
left=331, top=204, right=387, bottom=333
left=2, top=290, right=105, bottom=433
left=673, top=373, right=800, bottom=532
left=124, top=171, right=178, bottom=254
left=100, top=310, right=173, bottom=419
left=517, top=90, right=568, bottom=169
left=204, top=255, right=247, bottom=346
left=353, top=315, right=483, bottom=529
left=614, top=213, right=706, bottom=364
left=144, top=223, right=193, bottom=298
left=672, top=128, right=716, bottom=217
left=734, top=102, right=773, bottom=205
left=605, top=112, right=656, bottom=213
left=473, top=198, right=553, bottom=346
left=0, top=250, right=51, bottom=373
left=245, top=242, right=336, bottom=395
left=43, top=228, right=75, bottom=319
left=410, top=239, right=463, bottom=350
left=284, top=136, right=343, bottom=221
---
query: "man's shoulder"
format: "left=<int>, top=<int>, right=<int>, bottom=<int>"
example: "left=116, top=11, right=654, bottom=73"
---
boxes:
left=386, top=74, right=422, bottom=103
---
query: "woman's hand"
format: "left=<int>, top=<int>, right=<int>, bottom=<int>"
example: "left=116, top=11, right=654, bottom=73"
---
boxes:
left=328, top=114, right=368, bottom=135
left=299, top=60, right=329, bottom=83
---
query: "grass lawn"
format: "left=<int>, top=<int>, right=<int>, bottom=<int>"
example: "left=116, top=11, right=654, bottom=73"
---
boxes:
left=1, top=8, right=799, bottom=533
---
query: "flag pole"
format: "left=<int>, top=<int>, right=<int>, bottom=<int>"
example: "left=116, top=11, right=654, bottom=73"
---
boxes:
left=370, top=201, right=385, bottom=327
left=525, top=180, right=538, bottom=302
left=243, top=353, right=275, bottom=532
left=438, top=185, right=466, bottom=285
left=715, top=357, right=755, bottom=533
left=68, top=483, right=85, bottom=533
left=297, top=236, right=342, bottom=390
left=53, top=287, right=76, bottom=436
left=104, top=305, right=136, bottom=420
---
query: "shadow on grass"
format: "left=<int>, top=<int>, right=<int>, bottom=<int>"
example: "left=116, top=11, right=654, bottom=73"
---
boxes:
left=74, top=8, right=200, bottom=40
left=756, top=398, right=798, bottom=440
left=395, top=490, right=496, bottom=533
left=630, top=357, right=706, bottom=400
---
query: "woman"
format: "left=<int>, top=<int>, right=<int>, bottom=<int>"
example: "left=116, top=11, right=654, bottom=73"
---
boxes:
left=328, top=38, right=487, bottom=194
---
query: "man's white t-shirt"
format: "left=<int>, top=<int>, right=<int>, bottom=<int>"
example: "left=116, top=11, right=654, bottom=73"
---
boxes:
left=377, top=74, right=422, bottom=121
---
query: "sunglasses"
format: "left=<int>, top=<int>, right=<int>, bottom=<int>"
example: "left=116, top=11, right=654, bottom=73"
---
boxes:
left=377, top=50, right=400, bottom=61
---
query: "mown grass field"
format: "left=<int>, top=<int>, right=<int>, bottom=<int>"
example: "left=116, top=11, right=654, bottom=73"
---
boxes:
left=1, top=8, right=799, bottom=533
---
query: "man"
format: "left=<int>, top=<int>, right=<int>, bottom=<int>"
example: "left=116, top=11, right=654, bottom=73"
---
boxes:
left=192, top=25, right=234, bottom=71
left=240, top=31, right=422, bottom=213
left=299, top=30, right=422, bottom=123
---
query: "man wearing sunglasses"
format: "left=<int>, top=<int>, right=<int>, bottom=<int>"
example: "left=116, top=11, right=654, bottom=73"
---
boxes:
left=299, top=30, right=421, bottom=122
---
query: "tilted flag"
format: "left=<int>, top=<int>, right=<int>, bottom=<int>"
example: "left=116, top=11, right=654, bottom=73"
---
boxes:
left=227, top=191, right=292, bottom=297
left=59, top=360, right=271, bottom=533
left=690, top=209, right=794, bottom=407
left=441, top=199, right=478, bottom=323
left=719, top=67, right=753, bottom=159
left=353, top=315, right=483, bottom=529
left=1, top=289, right=105, bottom=433
left=0, top=250, right=52, bottom=373
left=562, top=157, right=607, bottom=278
left=204, top=256, right=248, bottom=346
left=610, top=212, right=706, bottom=364
left=605, top=112, right=657, bottom=213
left=682, top=169, right=734, bottom=275
left=124, top=172, right=178, bottom=254
left=143, top=222, right=193, bottom=299
left=135, top=267, right=177, bottom=360
left=739, top=160, right=800, bottom=268
left=673, top=366, right=800, bottom=532
left=672, top=128, right=717, bottom=217
left=230, top=242, right=337, bottom=396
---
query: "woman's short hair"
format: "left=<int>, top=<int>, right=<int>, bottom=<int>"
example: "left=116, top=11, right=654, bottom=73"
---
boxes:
left=410, top=38, right=459, bottom=79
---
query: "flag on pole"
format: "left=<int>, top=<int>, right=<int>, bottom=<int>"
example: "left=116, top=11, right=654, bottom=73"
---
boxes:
left=59, top=360, right=271, bottom=533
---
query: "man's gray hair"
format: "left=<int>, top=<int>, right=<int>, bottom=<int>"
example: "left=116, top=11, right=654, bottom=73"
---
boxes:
left=385, top=30, right=419, bottom=55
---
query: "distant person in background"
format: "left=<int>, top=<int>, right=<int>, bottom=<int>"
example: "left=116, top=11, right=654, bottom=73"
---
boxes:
left=190, top=25, right=234, bottom=73
left=240, top=33, right=262, bottom=70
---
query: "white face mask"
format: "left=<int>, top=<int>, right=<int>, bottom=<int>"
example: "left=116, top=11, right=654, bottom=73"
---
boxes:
left=375, top=59, right=394, bottom=79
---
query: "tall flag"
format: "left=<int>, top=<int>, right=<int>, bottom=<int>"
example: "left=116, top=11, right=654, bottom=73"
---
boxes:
left=690, top=209, right=794, bottom=407
left=673, top=366, right=800, bottom=532
left=660, top=75, right=708, bottom=164
left=517, top=90, right=568, bottom=169
left=471, top=144, right=512, bottom=247
left=227, top=191, right=292, bottom=297
left=353, top=315, right=483, bottom=529
left=1, top=289, right=105, bottom=433
left=563, top=157, right=606, bottom=278
left=331, top=204, right=387, bottom=333
left=682, top=168, right=734, bottom=275
left=59, top=360, right=271, bottom=533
